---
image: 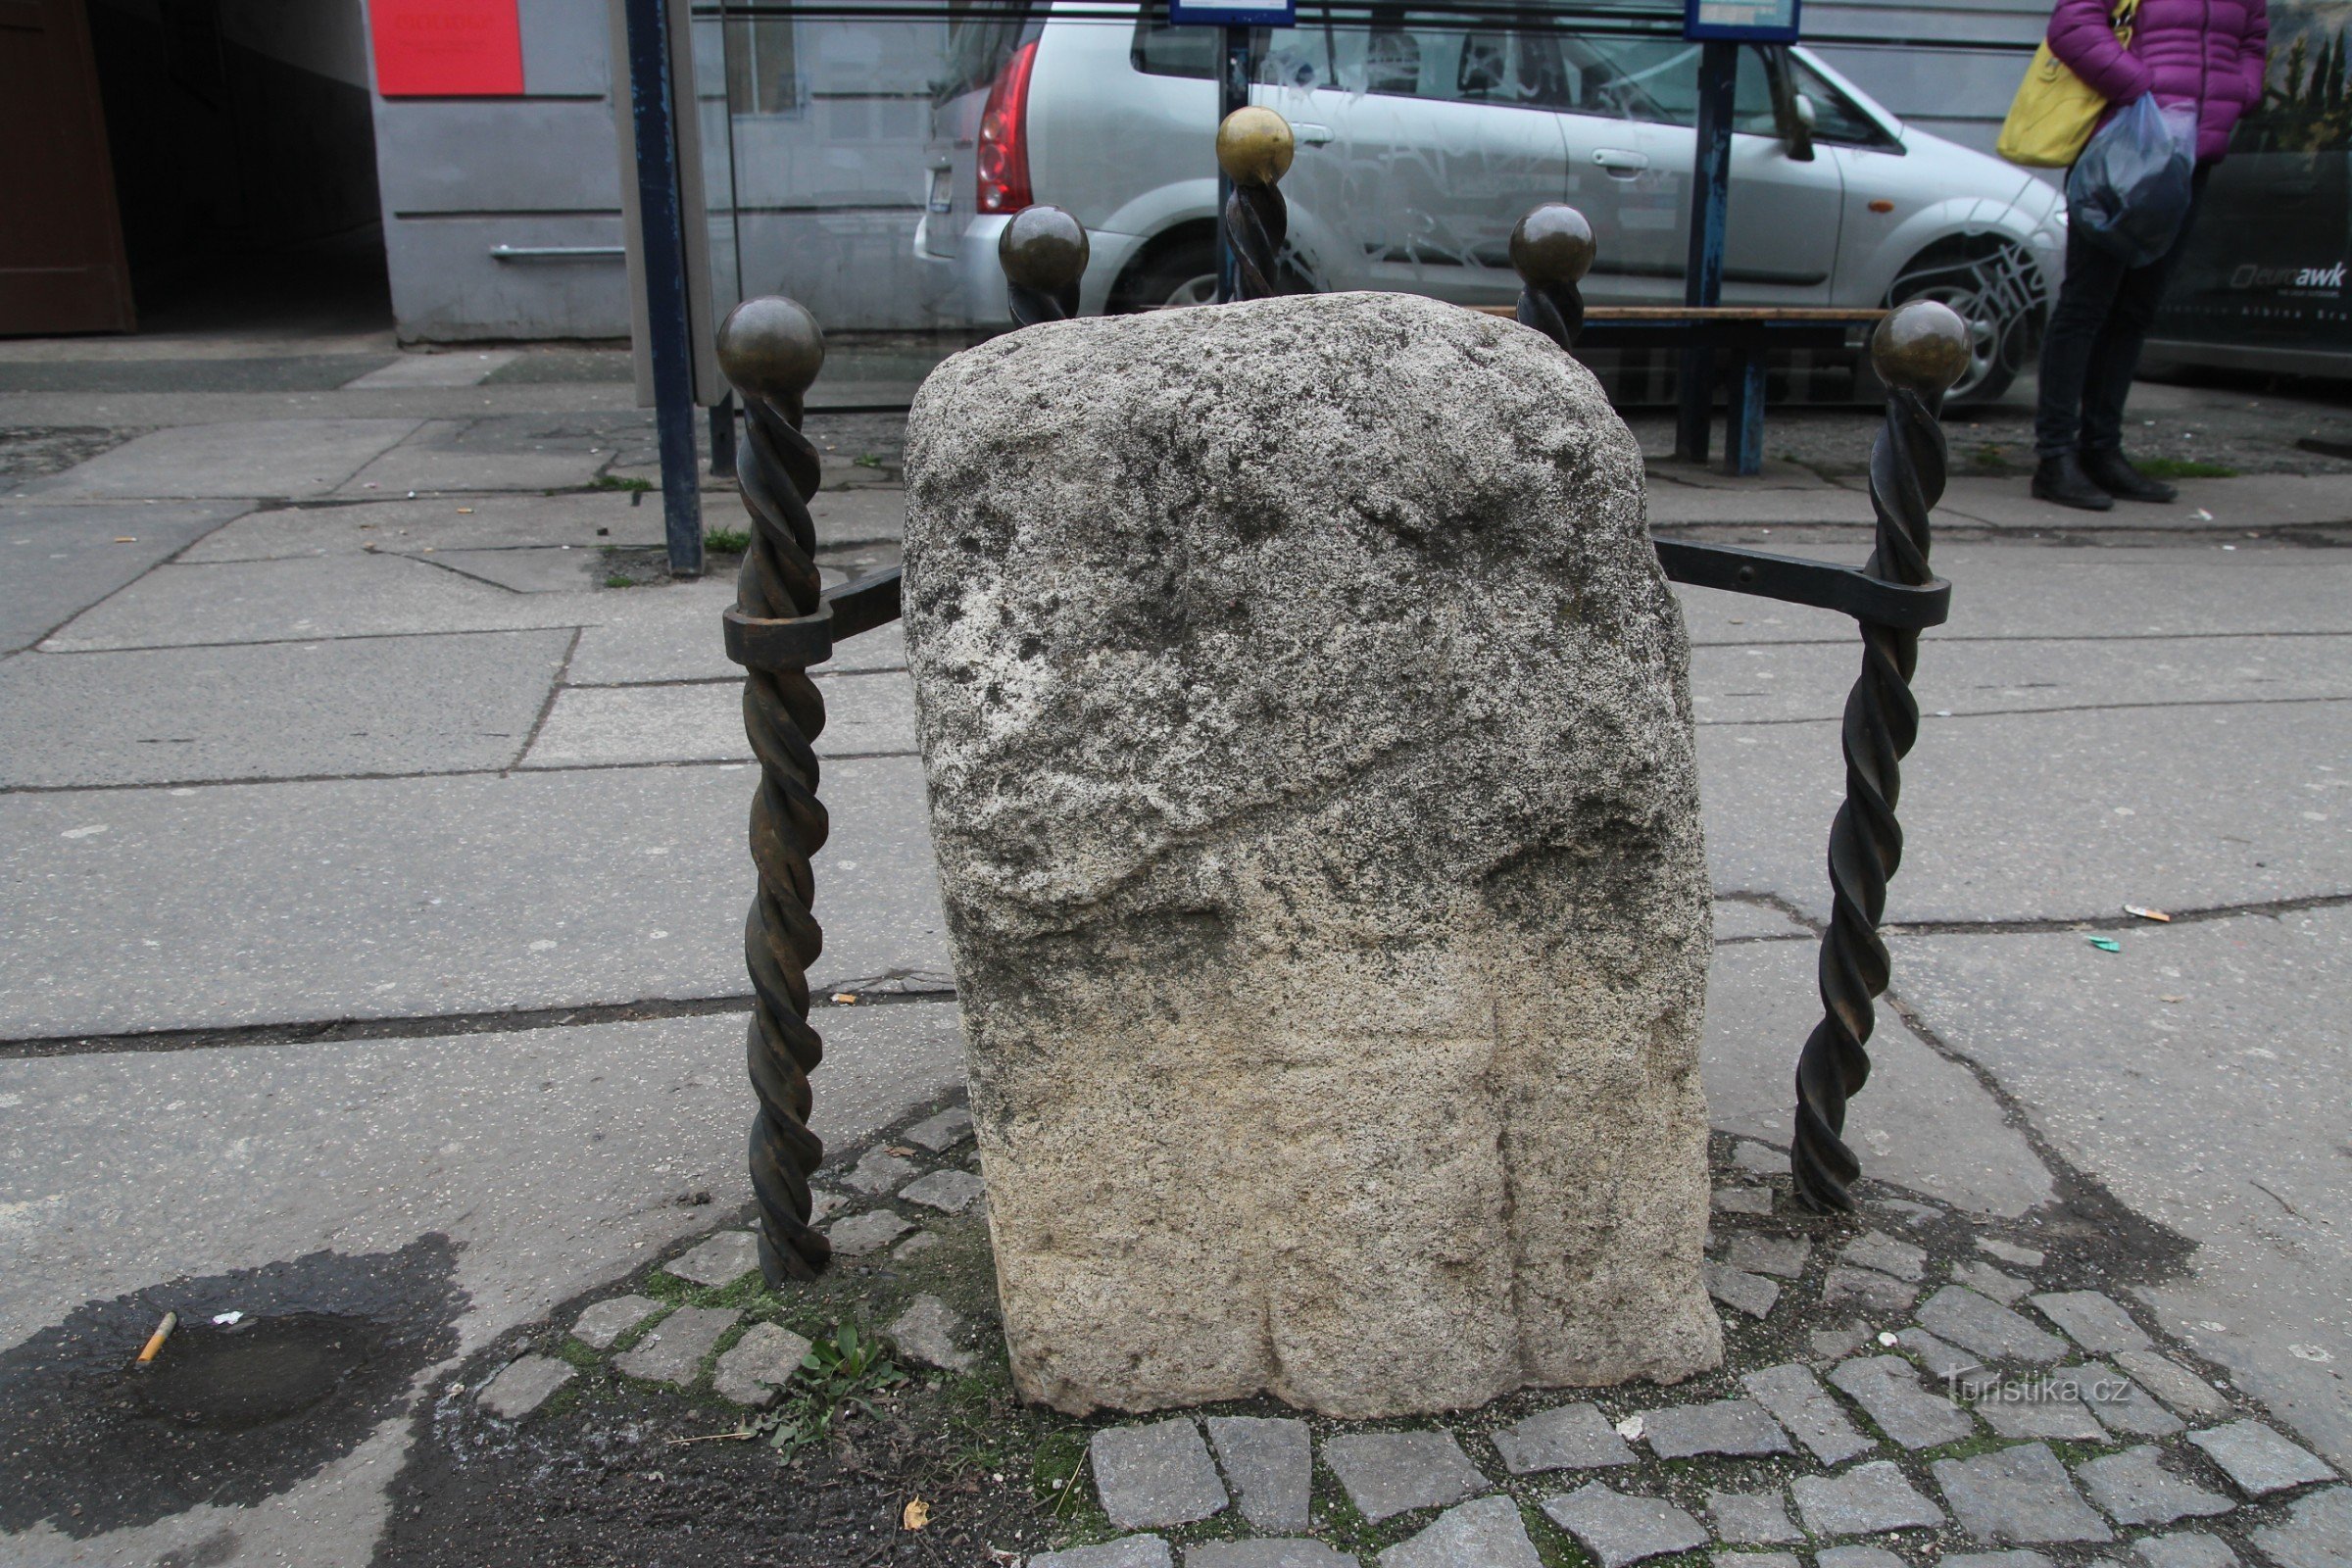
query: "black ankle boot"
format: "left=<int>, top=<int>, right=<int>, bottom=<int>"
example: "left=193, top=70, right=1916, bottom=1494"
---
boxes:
left=2079, top=448, right=2179, bottom=503
left=2032, top=452, right=2116, bottom=511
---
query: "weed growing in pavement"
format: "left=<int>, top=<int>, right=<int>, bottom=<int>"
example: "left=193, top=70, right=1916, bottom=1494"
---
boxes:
left=745, top=1323, right=907, bottom=1462
left=703, top=526, right=751, bottom=554
left=853, top=452, right=885, bottom=468
left=603, top=573, right=638, bottom=588
left=590, top=474, right=655, bottom=493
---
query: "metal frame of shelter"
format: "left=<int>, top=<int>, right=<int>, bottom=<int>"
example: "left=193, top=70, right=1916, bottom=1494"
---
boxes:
left=711, top=105, right=1972, bottom=1290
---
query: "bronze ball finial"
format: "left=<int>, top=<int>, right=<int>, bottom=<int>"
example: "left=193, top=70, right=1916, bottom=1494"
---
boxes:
left=1215, top=107, right=1295, bottom=188
left=716, top=295, right=825, bottom=404
left=999, top=205, right=1092, bottom=295
left=1508, top=204, right=1596, bottom=290
left=1870, top=299, right=1973, bottom=396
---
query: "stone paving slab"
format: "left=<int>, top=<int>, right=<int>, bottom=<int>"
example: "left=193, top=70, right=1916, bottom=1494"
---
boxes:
left=1742, top=1362, right=1877, bottom=1464
left=1951, top=1261, right=2033, bottom=1305
left=1379, top=1494, right=1538, bottom=1568
left=2113, top=1352, right=2230, bottom=1420
left=1789, top=1458, right=1946, bottom=1536
left=1829, top=1357, right=1977, bottom=1450
left=1918, top=1288, right=2071, bottom=1365
left=427, top=547, right=605, bottom=594
left=1886, top=914, right=2352, bottom=1470
left=2075, top=1363, right=2185, bottom=1439
left=1, top=501, right=250, bottom=654
left=1824, top=1266, right=1921, bottom=1315
left=2249, top=1486, right=2352, bottom=1568
left=1638, top=1398, right=1790, bottom=1459
left=1492, top=1401, right=1639, bottom=1475
left=1972, top=1374, right=2109, bottom=1442
left=1706, top=1487, right=1799, bottom=1544
left=2032, top=1292, right=2154, bottom=1354
left=1725, top=1234, right=1810, bottom=1279
left=1699, top=701, right=2352, bottom=925
left=1841, top=1233, right=1928, bottom=1282
left=23, top=418, right=422, bottom=499
left=1091, top=1420, right=1229, bottom=1531
left=181, top=493, right=663, bottom=561
left=0, top=1006, right=960, bottom=1351
left=1541, top=1483, right=1708, bottom=1568
left=1932, top=1443, right=2114, bottom=1544
left=1934, top=472, right=2352, bottom=529
left=0, top=629, right=570, bottom=787
left=518, top=668, right=915, bottom=769
left=612, top=1303, right=739, bottom=1386
left=570, top=1294, right=658, bottom=1349
left=333, top=418, right=610, bottom=496
left=1814, top=1548, right=1905, bottom=1568
left=2074, top=1445, right=2235, bottom=1526
left=1705, top=1261, right=1781, bottom=1319
left=712, top=1321, right=811, bottom=1406
left=902, top=1106, right=972, bottom=1152
left=475, top=1353, right=575, bottom=1420
left=1697, top=939, right=2054, bottom=1218
left=1034, top=1539, right=1173, bottom=1568
left=886, top=1294, right=976, bottom=1373
left=2130, top=1531, right=2239, bottom=1568
left=808, top=486, right=907, bottom=546
left=1323, top=1431, right=1489, bottom=1523
left=823, top=1209, right=913, bottom=1256
left=2186, top=1421, right=2338, bottom=1496
left=1899, top=1328, right=1984, bottom=1381
left=900, top=1169, right=984, bottom=1213
left=342, top=351, right=517, bottom=389
left=1690, top=633, right=2352, bottom=728
left=663, top=1229, right=760, bottom=1287
left=1205, top=1416, right=1311, bottom=1533
left=0, top=758, right=949, bottom=1037
left=1190, top=1542, right=1358, bottom=1568
left=845, top=1149, right=916, bottom=1194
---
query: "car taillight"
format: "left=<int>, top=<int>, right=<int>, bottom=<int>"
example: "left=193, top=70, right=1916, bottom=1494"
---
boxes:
left=976, top=39, right=1039, bottom=215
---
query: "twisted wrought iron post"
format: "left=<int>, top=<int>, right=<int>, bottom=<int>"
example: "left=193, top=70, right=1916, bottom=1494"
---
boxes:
left=999, top=205, right=1090, bottom=326
left=715, top=296, right=836, bottom=1285
left=1792, top=300, right=1972, bottom=1213
left=1215, top=107, right=1293, bottom=302
left=1507, top=203, right=1595, bottom=351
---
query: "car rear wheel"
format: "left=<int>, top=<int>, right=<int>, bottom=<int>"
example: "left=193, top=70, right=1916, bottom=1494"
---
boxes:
left=1110, top=236, right=1312, bottom=313
left=1882, top=237, right=2050, bottom=406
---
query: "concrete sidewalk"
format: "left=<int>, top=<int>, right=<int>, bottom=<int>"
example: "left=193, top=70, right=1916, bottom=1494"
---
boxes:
left=1, top=362, right=2347, bottom=1565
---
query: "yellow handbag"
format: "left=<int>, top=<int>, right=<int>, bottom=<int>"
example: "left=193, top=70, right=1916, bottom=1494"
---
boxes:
left=1996, top=0, right=2141, bottom=168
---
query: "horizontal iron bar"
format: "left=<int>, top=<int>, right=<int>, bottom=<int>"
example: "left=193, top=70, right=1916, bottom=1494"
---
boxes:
left=1655, top=540, right=1949, bottom=628
left=488, top=244, right=626, bottom=262
left=806, top=546, right=1942, bottom=650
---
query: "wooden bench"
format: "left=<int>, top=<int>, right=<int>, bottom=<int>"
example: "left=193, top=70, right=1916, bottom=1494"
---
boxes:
left=1476, top=305, right=1889, bottom=477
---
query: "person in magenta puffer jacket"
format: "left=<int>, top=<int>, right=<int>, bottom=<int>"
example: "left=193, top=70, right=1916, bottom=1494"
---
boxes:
left=2031, top=0, right=2269, bottom=509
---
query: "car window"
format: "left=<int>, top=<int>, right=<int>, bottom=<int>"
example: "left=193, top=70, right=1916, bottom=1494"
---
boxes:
left=1559, top=38, right=1778, bottom=133
left=1790, top=57, right=1892, bottom=147
left=1133, top=10, right=1565, bottom=109
left=941, top=15, right=1032, bottom=101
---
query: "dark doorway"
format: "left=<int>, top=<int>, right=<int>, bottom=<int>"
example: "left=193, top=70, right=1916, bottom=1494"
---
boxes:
left=0, top=0, right=137, bottom=334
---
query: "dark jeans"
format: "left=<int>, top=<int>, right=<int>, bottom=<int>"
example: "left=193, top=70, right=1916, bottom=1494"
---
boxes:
left=2034, top=164, right=2210, bottom=460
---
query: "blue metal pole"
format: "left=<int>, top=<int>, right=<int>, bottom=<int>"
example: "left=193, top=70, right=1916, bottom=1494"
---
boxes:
left=1215, top=24, right=1250, bottom=304
left=621, top=0, right=705, bottom=578
left=1676, top=38, right=1738, bottom=466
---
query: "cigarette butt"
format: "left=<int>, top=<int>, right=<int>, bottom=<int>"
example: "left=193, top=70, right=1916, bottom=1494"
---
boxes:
left=137, top=1311, right=177, bottom=1363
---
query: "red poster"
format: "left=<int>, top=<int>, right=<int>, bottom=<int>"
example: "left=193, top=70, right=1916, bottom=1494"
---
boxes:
left=371, top=0, right=525, bottom=97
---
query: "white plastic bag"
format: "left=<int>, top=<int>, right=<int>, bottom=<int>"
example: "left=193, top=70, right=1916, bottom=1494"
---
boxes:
left=2066, top=96, right=2198, bottom=266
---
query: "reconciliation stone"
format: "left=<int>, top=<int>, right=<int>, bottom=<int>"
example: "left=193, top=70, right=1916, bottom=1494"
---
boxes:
left=1706, top=1263, right=1781, bottom=1320
left=1816, top=1550, right=1906, bottom=1568
left=1978, top=1239, right=2045, bottom=1268
left=824, top=1209, right=913, bottom=1256
left=1191, top=1544, right=1358, bottom=1568
left=2111, top=1351, right=2229, bottom=1419
left=1899, top=1327, right=1984, bottom=1381
left=1744, top=1362, right=1876, bottom=1464
left=1972, top=1371, right=2109, bottom=1442
left=1381, top=1494, right=1542, bottom=1568
left=1092, top=1419, right=1229, bottom=1530
left=613, top=1305, right=739, bottom=1387
left=1206, top=1415, right=1312, bottom=1533
left=845, top=1147, right=916, bottom=1195
left=664, top=1229, right=761, bottom=1287
left=1035, top=1539, right=1174, bottom=1568
left=712, top=1322, right=812, bottom=1407
left=903, top=1106, right=974, bottom=1152
left=1324, top=1431, right=1490, bottom=1523
left=2185, top=1420, right=2336, bottom=1496
left=1824, top=1267, right=1920, bottom=1315
left=476, top=1353, right=574, bottom=1421
left=1830, top=1355, right=1976, bottom=1449
left=571, top=1293, right=658, bottom=1349
left=900, top=1168, right=986, bottom=1213
left=1706, top=1488, right=1799, bottom=1544
left=1933, top=1443, right=2114, bottom=1544
left=904, top=292, right=1716, bottom=1416
left=1541, top=1483, right=1708, bottom=1568
left=1713, top=1185, right=1773, bottom=1215
left=1951, top=1261, right=2033, bottom=1306
left=2029, top=1293, right=2152, bottom=1354
left=2248, top=1487, right=2352, bottom=1568
left=1492, top=1402, right=1638, bottom=1475
left=2131, top=1532, right=2239, bottom=1568
left=2075, top=1446, right=2234, bottom=1527
left=888, top=1294, right=977, bottom=1373
left=1918, top=1287, right=2069, bottom=1365
left=1638, top=1398, right=1789, bottom=1458
left=1842, top=1233, right=1929, bottom=1282
left=1790, top=1459, right=1945, bottom=1537
left=1727, top=1234, right=1811, bottom=1279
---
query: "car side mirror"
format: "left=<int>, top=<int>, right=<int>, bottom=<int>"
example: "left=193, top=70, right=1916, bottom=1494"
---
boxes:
left=1783, top=91, right=1818, bottom=161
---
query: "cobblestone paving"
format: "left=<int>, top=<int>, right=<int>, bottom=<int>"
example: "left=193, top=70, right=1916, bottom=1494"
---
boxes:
left=462, top=1104, right=2346, bottom=1567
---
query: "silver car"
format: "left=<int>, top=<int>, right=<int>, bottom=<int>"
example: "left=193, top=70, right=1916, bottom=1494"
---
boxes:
left=915, top=6, right=2066, bottom=402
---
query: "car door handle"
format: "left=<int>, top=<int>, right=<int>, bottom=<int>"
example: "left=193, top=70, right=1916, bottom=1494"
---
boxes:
left=1592, top=147, right=1649, bottom=176
left=1293, top=122, right=1335, bottom=146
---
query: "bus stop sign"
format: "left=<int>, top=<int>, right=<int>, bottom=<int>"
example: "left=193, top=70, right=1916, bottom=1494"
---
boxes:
left=1685, top=0, right=1800, bottom=42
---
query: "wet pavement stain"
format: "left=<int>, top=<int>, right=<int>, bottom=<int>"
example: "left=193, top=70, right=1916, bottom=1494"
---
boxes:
left=0, top=1237, right=465, bottom=1539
